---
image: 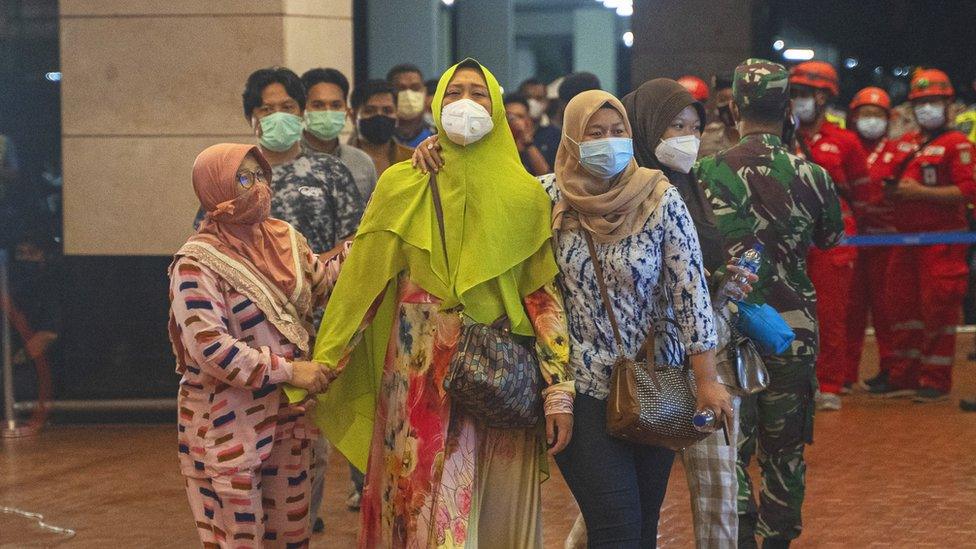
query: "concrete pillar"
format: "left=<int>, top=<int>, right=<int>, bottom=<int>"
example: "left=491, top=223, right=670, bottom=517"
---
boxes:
left=455, top=0, right=515, bottom=89
left=59, top=0, right=353, bottom=256
left=573, top=7, right=618, bottom=95
left=367, top=0, right=441, bottom=80
left=631, top=0, right=755, bottom=86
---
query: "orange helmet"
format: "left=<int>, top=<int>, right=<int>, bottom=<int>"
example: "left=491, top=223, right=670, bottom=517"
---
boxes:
left=909, top=69, right=954, bottom=100
left=789, top=61, right=839, bottom=96
left=677, top=75, right=709, bottom=102
left=849, top=87, right=891, bottom=112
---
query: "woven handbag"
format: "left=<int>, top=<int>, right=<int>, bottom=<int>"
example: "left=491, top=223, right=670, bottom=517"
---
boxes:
left=428, top=173, right=543, bottom=428
left=444, top=320, right=543, bottom=428
left=584, top=231, right=711, bottom=451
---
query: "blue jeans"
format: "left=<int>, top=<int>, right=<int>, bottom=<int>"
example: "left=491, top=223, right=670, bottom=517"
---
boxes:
left=555, top=394, right=675, bottom=548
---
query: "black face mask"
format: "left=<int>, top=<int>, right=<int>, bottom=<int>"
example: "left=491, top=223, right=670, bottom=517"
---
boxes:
left=358, top=116, right=397, bottom=145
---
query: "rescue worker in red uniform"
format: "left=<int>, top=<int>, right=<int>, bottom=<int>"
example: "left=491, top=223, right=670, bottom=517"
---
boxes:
left=789, top=61, right=871, bottom=411
left=875, top=69, right=976, bottom=402
left=845, top=88, right=899, bottom=394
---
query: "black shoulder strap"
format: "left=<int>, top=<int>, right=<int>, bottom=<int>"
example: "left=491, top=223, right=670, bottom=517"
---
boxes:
left=891, top=130, right=947, bottom=181
left=428, top=172, right=449, bottom=262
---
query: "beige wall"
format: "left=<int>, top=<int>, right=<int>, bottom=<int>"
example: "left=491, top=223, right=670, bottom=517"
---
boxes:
left=60, top=0, right=353, bottom=256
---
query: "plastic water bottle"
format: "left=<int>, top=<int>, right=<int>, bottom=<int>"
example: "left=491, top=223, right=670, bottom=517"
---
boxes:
left=716, top=244, right=763, bottom=303
left=735, top=244, right=763, bottom=283
left=692, top=409, right=718, bottom=432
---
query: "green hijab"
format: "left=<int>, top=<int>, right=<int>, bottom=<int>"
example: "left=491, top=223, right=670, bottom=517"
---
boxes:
left=304, top=59, right=558, bottom=471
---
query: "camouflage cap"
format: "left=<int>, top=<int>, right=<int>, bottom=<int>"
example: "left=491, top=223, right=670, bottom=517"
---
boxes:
left=733, top=58, right=790, bottom=114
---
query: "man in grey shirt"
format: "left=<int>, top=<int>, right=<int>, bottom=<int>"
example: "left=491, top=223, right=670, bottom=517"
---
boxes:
left=302, top=68, right=378, bottom=201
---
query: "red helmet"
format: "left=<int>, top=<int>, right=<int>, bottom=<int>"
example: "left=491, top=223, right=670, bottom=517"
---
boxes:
left=909, top=69, right=954, bottom=100
left=789, top=61, right=839, bottom=96
left=677, top=75, right=709, bottom=102
left=849, top=87, right=891, bottom=112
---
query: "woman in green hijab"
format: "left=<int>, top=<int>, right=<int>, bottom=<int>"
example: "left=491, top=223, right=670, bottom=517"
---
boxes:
left=309, top=59, right=574, bottom=548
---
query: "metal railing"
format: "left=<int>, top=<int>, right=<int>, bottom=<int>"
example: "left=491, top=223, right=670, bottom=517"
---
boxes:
left=1, top=250, right=14, bottom=431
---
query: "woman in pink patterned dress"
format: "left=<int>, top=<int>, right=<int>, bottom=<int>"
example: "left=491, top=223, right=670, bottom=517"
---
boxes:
left=168, top=143, right=344, bottom=548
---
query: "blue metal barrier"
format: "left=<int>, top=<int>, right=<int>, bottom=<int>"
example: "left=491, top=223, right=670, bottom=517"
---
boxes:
left=840, top=232, right=976, bottom=247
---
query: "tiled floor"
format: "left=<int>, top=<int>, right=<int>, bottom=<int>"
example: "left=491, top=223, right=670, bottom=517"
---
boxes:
left=2, top=336, right=975, bottom=547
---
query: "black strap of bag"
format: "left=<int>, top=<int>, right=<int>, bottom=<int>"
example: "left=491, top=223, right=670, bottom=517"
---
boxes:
left=888, top=129, right=947, bottom=183
left=429, top=173, right=509, bottom=331
left=429, top=172, right=450, bottom=265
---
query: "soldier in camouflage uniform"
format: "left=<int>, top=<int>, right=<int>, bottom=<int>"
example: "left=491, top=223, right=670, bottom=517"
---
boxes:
left=695, top=59, right=844, bottom=549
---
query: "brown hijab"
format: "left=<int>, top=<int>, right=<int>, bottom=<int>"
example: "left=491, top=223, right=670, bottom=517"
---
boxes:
left=189, top=143, right=300, bottom=298
left=553, top=89, right=669, bottom=244
left=620, top=78, right=706, bottom=170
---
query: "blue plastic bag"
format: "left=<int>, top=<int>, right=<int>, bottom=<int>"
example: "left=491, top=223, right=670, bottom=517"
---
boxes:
left=735, top=301, right=795, bottom=355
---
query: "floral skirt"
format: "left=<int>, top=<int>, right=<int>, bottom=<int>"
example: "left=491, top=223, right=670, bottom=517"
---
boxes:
left=358, top=278, right=544, bottom=548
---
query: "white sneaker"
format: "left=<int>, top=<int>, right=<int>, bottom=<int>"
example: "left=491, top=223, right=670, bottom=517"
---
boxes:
left=564, top=513, right=587, bottom=549
left=816, top=392, right=842, bottom=411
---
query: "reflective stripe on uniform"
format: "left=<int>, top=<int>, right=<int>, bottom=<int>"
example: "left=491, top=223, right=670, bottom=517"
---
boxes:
left=921, top=355, right=954, bottom=366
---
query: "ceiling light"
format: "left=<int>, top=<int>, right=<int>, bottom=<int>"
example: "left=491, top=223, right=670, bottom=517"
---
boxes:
left=782, top=48, right=815, bottom=61
left=622, top=31, right=634, bottom=48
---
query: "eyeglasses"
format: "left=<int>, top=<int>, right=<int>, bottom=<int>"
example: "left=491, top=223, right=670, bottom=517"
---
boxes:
left=236, top=170, right=268, bottom=190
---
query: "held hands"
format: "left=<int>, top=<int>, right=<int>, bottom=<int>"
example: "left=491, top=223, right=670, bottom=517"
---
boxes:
left=279, top=396, right=318, bottom=419
left=412, top=135, right=444, bottom=174
left=290, top=360, right=334, bottom=394
left=695, top=379, right=734, bottom=434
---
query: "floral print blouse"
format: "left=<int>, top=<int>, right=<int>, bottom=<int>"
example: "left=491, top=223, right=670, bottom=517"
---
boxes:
left=539, top=174, right=717, bottom=400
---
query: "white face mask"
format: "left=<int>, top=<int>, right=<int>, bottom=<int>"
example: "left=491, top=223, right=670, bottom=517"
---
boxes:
left=397, top=89, right=426, bottom=119
left=441, top=99, right=494, bottom=146
left=856, top=117, right=888, bottom=140
left=527, top=98, right=546, bottom=120
left=914, top=103, right=946, bottom=130
left=655, top=135, right=701, bottom=173
left=792, top=96, right=817, bottom=123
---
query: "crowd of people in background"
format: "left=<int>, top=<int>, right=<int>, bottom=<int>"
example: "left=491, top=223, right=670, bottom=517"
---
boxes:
left=164, top=51, right=976, bottom=549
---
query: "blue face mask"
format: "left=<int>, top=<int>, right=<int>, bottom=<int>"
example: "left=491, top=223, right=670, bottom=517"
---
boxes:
left=569, top=136, right=634, bottom=179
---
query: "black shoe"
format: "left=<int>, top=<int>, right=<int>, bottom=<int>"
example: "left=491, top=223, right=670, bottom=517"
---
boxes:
left=913, top=387, right=949, bottom=403
left=960, top=398, right=976, bottom=412
left=867, top=381, right=915, bottom=399
left=858, top=371, right=888, bottom=391
left=762, top=537, right=791, bottom=549
left=738, top=514, right=759, bottom=549
left=313, top=517, right=324, bottom=533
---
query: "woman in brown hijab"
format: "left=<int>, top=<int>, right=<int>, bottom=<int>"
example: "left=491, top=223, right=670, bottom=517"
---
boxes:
left=539, top=89, right=732, bottom=546
left=621, top=78, right=728, bottom=273
left=620, top=79, right=756, bottom=549
left=168, top=143, right=342, bottom=547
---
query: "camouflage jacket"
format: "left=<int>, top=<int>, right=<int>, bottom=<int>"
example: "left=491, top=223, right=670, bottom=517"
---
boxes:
left=696, top=133, right=844, bottom=357
left=270, top=151, right=365, bottom=254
